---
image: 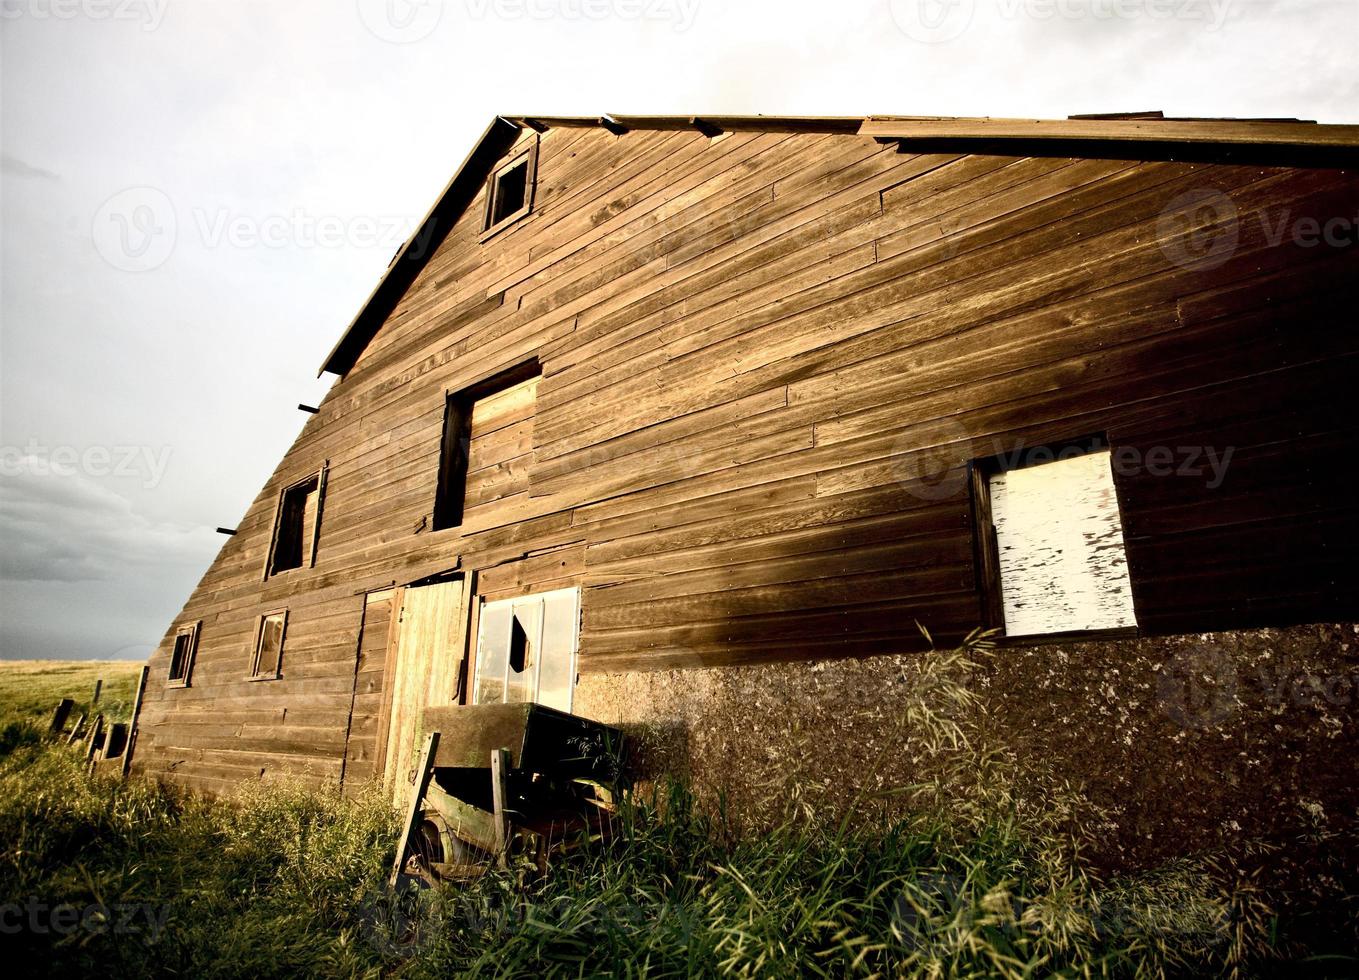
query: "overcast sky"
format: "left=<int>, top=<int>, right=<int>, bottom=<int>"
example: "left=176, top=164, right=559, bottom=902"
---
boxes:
left=1, top=0, right=1354, bottom=661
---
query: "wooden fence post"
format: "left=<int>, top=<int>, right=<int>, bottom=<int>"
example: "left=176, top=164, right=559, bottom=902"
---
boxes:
left=48, top=699, right=74, bottom=737
left=84, top=714, right=104, bottom=762
left=122, top=666, right=150, bottom=778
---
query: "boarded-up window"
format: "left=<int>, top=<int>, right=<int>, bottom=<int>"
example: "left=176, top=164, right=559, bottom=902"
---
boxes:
left=251, top=611, right=287, bottom=679
left=267, top=465, right=327, bottom=576
left=473, top=587, right=579, bottom=712
left=986, top=448, right=1136, bottom=637
left=167, top=622, right=200, bottom=686
left=433, top=365, right=539, bottom=531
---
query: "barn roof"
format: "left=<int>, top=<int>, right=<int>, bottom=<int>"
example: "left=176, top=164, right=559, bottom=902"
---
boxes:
left=320, top=112, right=1359, bottom=377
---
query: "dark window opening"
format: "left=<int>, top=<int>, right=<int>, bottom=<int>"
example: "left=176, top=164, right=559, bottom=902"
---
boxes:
left=481, top=142, right=537, bottom=237
left=491, top=161, right=528, bottom=226
left=432, top=397, right=472, bottom=531
left=252, top=611, right=287, bottom=680
left=267, top=467, right=325, bottom=577
left=433, top=361, right=540, bottom=531
left=508, top=616, right=530, bottom=675
left=167, top=623, right=199, bottom=686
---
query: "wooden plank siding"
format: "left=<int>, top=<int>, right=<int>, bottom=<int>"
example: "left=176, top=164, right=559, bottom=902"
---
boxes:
left=133, top=122, right=1359, bottom=792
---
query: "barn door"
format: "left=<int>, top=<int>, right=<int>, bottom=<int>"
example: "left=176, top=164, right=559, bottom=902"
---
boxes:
left=380, top=578, right=466, bottom=803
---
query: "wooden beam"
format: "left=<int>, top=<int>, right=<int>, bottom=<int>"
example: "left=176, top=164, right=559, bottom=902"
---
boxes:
left=66, top=713, right=86, bottom=746
left=122, top=665, right=149, bottom=778
left=690, top=117, right=723, bottom=138
left=490, top=747, right=511, bottom=868
left=605, top=114, right=862, bottom=135
left=389, top=730, right=439, bottom=887
left=860, top=116, right=1359, bottom=147
left=860, top=116, right=1359, bottom=167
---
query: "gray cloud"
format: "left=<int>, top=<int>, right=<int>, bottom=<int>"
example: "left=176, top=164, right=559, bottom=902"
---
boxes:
left=0, top=464, right=218, bottom=583
left=1, top=153, right=60, bottom=180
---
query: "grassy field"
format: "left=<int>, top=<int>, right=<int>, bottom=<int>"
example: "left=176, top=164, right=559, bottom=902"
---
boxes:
left=0, top=659, right=145, bottom=729
left=0, top=646, right=1353, bottom=977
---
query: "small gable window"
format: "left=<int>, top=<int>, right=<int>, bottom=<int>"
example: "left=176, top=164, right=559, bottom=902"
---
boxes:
left=481, top=141, right=537, bottom=239
left=266, top=464, right=327, bottom=578
left=251, top=611, right=287, bottom=680
left=167, top=622, right=200, bottom=687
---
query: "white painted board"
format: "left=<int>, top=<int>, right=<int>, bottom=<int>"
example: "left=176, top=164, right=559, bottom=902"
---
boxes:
left=989, top=449, right=1137, bottom=636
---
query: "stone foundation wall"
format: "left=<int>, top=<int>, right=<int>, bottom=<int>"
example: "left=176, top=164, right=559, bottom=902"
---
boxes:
left=575, top=622, right=1358, bottom=870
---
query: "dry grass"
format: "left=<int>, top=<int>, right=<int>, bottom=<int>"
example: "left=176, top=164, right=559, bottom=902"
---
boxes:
left=0, top=643, right=1350, bottom=977
left=0, top=659, right=144, bottom=729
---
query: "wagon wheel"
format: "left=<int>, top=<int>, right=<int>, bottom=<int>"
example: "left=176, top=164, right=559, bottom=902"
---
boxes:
left=407, top=810, right=493, bottom=884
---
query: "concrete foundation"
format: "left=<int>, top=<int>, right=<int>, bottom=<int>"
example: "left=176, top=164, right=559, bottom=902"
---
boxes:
left=576, top=622, right=1358, bottom=870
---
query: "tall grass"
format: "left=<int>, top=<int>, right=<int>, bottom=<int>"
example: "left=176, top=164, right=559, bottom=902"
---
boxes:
left=0, top=638, right=1342, bottom=977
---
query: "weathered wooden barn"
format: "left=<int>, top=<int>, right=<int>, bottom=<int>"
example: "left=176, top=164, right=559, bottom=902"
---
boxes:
left=131, top=114, right=1358, bottom=859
